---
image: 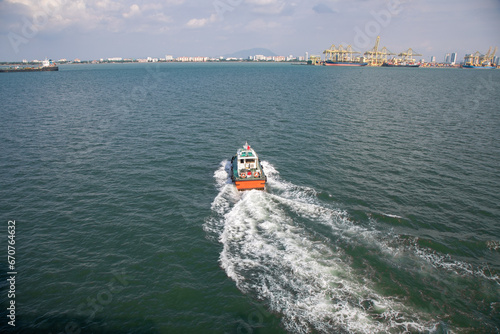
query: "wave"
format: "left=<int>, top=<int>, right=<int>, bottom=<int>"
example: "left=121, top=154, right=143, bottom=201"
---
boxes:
left=204, top=161, right=498, bottom=333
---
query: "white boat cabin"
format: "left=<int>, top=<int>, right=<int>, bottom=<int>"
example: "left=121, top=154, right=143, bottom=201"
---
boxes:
left=236, top=143, right=261, bottom=175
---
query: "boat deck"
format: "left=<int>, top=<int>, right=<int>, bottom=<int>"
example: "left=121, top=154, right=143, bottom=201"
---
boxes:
left=230, top=143, right=267, bottom=190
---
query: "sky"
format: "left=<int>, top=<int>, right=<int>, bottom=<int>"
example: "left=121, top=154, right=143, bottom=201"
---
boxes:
left=0, top=0, right=499, bottom=62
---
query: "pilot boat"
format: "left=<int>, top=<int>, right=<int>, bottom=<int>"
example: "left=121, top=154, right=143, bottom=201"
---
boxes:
left=231, top=142, right=267, bottom=190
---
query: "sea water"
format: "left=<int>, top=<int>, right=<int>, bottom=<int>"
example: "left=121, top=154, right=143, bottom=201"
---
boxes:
left=1, top=62, right=499, bottom=333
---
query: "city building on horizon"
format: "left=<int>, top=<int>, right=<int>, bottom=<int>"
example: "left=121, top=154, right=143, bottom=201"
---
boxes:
left=450, top=52, right=457, bottom=65
left=444, top=52, right=458, bottom=64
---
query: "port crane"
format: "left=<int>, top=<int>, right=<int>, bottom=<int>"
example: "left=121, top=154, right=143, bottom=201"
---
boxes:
left=364, top=36, right=395, bottom=66
left=481, top=46, right=497, bottom=66
left=464, top=46, right=497, bottom=67
left=323, top=44, right=361, bottom=62
left=397, top=48, right=422, bottom=64
left=309, top=55, right=322, bottom=65
left=464, top=51, right=481, bottom=66
left=323, top=44, right=336, bottom=61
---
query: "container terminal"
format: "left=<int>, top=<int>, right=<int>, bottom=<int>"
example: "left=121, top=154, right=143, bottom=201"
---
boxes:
left=309, top=36, right=498, bottom=68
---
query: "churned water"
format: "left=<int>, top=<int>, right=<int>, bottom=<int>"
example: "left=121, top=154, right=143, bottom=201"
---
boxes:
left=1, top=63, right=499, bottom=333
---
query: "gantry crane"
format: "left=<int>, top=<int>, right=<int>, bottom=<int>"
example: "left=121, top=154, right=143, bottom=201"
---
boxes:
left=397, top=48, right=422, bottom=63
left=323, top=44, right=361, bottom=62
left=464, top=51, right=481, bottom=66
left=309, top=55, right=322, bottom=65
left=338, top=45, right=361, bottom=62
left=323, top=44, right=336, bottom=61
left=364, top=36, right=395, bottom=66
left=481, top=46, right=497, bottom=66
left=464, top=47, right=498, bottom=66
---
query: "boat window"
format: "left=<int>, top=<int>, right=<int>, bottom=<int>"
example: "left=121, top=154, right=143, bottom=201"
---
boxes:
left=240, top=159, right=244, bottom=164
left=245, top=159, right=256, bottom=169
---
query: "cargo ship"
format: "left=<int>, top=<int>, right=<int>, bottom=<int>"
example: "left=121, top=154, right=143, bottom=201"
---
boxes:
left=462, top=64, right=495, bottom=69
left=323, top=44, right=367, bottom=66
left=0, top=59, right=58, bottom=73
left=462, top=48, right=497, bottom=69
left=382, top=62, right=420, bottom=67
left=230, top=142, right=267, bottom=190
left=324, top=60, right=368, bottom=66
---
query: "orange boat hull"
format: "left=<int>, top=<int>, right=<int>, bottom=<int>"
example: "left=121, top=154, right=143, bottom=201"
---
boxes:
left=234, top=179, right=266, bottom=190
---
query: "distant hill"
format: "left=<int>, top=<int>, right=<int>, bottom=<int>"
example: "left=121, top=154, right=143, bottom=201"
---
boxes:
left=222, top=48, right=278, bottom=59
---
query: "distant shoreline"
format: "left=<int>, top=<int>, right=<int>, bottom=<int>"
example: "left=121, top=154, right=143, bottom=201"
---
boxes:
left=0, top=59, right=307, bottom=66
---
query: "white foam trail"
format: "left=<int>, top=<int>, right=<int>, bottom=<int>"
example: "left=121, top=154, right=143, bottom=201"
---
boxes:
left=486, top=240, right=499, bottom=251
left=402, top=237, right=500, bottom=285
left=380, top=212, right=404, bottom=219
left=204, top=160, right=240, bottom=237
left=205, top=161, right=494, bottom=333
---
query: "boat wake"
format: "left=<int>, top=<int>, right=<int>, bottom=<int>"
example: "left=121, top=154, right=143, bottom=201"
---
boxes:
left=204, top=161, right=499, bottom=333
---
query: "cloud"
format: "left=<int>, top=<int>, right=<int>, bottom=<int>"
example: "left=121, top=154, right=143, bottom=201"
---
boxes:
left=246, top=0, right=286, bottom=15
left=246, top=0, right=277, bottom=5
left=2, top=0, right=179, bottom=33
left=1, top=0, right=499, bottom=61
left=123, top=4, right=140, bottom=18
left=245, top=18, right=280, bottom=32
left=186, top=14, right=217, bottom=28
left=95, top=0, right=122, bottom=11
left=312, top=3, right=337, bottom=14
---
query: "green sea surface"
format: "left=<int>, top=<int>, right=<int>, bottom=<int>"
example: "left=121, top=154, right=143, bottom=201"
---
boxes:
left=1, top=63, right=499, bottom=333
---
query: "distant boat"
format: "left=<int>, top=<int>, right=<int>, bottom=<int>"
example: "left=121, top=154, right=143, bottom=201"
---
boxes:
left=324, top=60, right=368, bottom=67
left=0, top=59, right=58, bottom=73
left=381, top=62, right=420, bottom=68
left=230, top=142, right=267, bottom=190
